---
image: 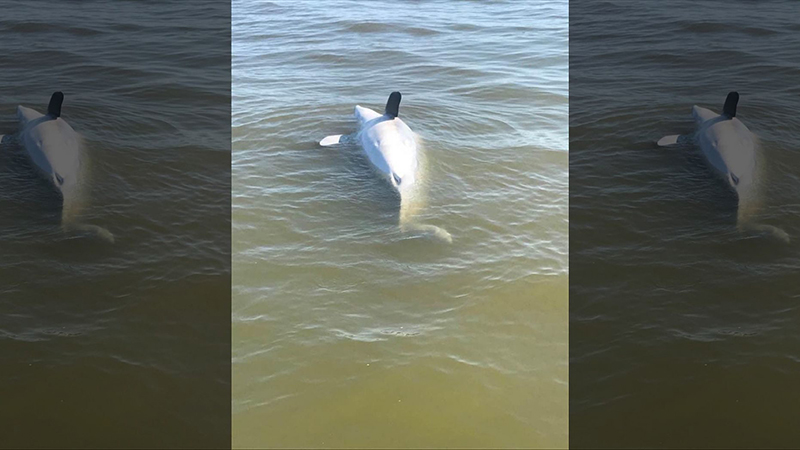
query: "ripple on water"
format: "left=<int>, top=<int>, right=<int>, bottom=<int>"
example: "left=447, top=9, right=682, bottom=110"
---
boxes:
left=233, top=0, right=567, bottom=447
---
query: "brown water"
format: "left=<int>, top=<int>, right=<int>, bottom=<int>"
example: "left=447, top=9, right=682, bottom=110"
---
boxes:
left=0, top=1, right=231, bottom=447
left=232, top=0, right=568, bottom=447
left=570, top=1, right=800, bottom=447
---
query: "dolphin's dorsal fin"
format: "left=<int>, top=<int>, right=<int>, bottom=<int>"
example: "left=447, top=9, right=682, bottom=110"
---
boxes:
left=385, top=91, right=401, bottom=118
left=48, top=92, right=64, bottom=118
left=723, top=91, right=738, bottom=118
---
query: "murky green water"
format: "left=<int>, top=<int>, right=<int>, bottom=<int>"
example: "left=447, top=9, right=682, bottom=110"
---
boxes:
left=232, top=0, right=568, bottom=447
left=570, top=1, right=800, bottom=447
left=0, top=2, right=231, bottom=447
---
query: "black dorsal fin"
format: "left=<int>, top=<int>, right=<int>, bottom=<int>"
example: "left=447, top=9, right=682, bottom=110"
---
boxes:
left=723, top=91, right=738, bottom=118
left=48, top=92, right=64, bottom=118
left=385, top=91, right=401, bottom=118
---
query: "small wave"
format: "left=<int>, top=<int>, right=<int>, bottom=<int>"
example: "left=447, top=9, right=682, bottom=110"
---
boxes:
left=681, top=21, right=779, bottom=37
left=64, top=222, right=115, bottom=243
left=6, top=22, right=104, bottom=36
left=738, top=222, right=790, bottom=243
left=401, top=222, right=453, bottom=244
left=342, top=21, right=440, bottom=36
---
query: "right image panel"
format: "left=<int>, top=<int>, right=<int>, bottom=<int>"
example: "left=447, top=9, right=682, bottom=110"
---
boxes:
left=570, top=0, right=800, bottom=447
left=570, top=1, right=800, bottom=448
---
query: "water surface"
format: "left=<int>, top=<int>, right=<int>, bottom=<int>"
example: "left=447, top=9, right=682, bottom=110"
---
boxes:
left=570, top=1, right=800, bottom=447
left=0, top=1, right=231, bottom=447
left=233, top=0, right=568, bottom=447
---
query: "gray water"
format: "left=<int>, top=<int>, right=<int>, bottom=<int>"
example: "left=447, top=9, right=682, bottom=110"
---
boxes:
left=570, top=1, right=800, bottom=447
left=232, top=0, right=568, bottom=447
left=0, top=1, right=231, bottom=447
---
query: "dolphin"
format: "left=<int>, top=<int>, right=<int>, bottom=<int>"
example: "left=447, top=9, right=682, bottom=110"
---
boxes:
left=321, top=91, right=418, bottom=194
left=658, top=92, right=788, bottom=242
left=18, top=92, right=81, bottom=195
left=320, top=92, right=451, bottom=242
left=10, top=92, right=114, bottom=242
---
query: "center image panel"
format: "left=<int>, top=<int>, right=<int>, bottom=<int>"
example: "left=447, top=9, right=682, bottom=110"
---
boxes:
left=231, top=0, right=568, bottom=448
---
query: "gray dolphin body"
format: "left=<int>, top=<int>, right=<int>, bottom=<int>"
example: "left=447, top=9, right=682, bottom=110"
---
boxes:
left=10, top=92, right=114, bottom=242
left=658, top=92, right=788, bottom=242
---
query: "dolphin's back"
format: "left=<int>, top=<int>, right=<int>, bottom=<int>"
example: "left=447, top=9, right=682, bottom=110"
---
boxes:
left=692, top=105, right=718, bottom=124
left=714, top=118, right=756, bottom=187
left=354, top=105, right=418, bottom=191
left=354, top=105, right=382, bottom=125
left=693, top=105, right=756, bottom=189
left=17, top=105, right=43, bottom=127
left=17, top=105, right=81, bottom=189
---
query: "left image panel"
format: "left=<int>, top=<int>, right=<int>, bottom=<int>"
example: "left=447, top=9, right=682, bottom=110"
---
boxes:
left=0, top=1, right=231, bottom=448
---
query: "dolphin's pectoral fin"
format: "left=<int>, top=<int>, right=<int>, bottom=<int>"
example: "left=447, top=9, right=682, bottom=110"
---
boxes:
left=729, top=172, right=739, bottom=186
left=657, top=134, right=690, bottom=147
left=392, top=173, right=401, bottom=186
left=320, top=135, right=343, bottom=146
left=55, top=172, right=64, bottom=185
left=320, top=134, right=355, bottom=147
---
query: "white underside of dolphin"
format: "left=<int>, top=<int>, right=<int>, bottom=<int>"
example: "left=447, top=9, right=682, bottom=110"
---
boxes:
left=320, top=92, right=451, bottom=243
left=8, top=93, right=114, bottom=242
left=658, top=92, right=788, bottom=242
